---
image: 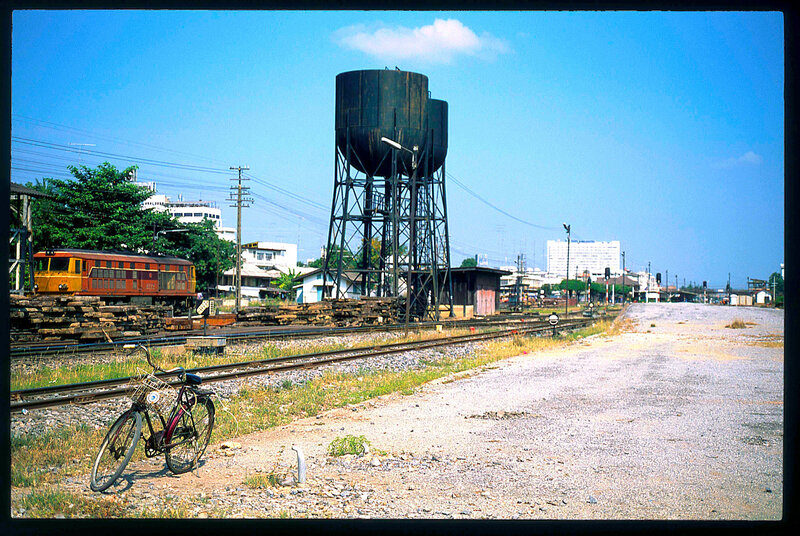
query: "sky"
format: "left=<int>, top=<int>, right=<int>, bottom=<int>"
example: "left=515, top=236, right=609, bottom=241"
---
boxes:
left=10, top=10, right=784, bottom=289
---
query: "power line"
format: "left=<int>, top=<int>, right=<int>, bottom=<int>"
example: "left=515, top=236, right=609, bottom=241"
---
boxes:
left=12, top=136, right=231, bottom=174
left=12, top=113, right=230, bottom=167
left=446, top=171, right=561, bottom=232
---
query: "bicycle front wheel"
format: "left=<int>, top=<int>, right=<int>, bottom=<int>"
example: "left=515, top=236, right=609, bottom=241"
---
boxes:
left=90, top=410, right=142, bottom=492
left=165, top=396, right=215, bottom=474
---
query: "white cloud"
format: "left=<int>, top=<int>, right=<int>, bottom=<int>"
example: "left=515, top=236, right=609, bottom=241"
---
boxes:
left=334, top=19, right=510, bottom=64
left=713, top=151, right=764, bottom=169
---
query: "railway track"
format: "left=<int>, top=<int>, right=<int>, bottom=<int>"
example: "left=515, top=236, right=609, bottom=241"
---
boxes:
left=11, top=316, right=606, bottom=413
left=10, top=311, right=604, bottom=359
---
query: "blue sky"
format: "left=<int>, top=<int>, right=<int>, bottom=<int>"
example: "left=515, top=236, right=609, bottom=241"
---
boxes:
left=11, top=10, right=783, bottom=289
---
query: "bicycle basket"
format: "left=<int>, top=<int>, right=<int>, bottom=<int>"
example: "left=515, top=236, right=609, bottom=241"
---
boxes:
left=128, top=373, right=177, bottom=417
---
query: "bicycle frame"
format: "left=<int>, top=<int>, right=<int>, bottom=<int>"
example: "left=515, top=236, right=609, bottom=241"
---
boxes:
left=139, top=383, right=201, bottom=455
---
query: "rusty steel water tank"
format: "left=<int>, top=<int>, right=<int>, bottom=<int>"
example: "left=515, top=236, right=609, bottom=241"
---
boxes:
left=336, top=69, right=429, bottom=177
left=427, top=99, right=448, bottom=173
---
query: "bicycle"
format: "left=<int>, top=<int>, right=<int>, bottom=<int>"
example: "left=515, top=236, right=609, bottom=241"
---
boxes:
left=90, top=344, right=216, bottom=492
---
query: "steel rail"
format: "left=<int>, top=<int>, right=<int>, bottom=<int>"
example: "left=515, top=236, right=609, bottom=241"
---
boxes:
left=10, top=312, right=596, bottom=359
left=11, top=317, right=603, bottom=413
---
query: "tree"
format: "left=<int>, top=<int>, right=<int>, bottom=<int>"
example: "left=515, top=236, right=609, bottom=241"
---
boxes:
left=460, top=257, right=478, bottom=268
left=275, top=268, right=300, bottom=299
left=153, top=219, right=235, bottom=292
left=768, top=272, right=784, bottom=294
left=308, top=244, right=357, bottom=270
left=30, top=163, right=160, bottom=252
left=559, top=279, right=585, bottom=302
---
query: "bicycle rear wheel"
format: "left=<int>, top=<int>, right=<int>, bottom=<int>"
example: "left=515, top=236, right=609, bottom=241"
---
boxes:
left=90, top=410, right=142, bottom=492
left=165, top=396, right=215, bottom=474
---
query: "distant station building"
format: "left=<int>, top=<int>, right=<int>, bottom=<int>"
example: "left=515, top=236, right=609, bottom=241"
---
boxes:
left=546, top=240, right=620, bottom=279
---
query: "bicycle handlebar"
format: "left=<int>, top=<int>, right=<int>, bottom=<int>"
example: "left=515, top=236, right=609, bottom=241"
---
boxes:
left=123, top=343, right=163, bottom=373
left=123, top=344, right=186, bottom=379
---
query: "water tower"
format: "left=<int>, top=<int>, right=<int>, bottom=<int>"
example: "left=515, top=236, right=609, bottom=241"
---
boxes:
left=322, top=69, right=453, bottom=320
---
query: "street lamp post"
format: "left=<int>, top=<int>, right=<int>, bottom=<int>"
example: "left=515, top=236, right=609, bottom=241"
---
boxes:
left=621, top=251, right=626, bottom=304
left=563, top=223, right=570, bottom=316
left=380, top=136, right=419, bottom=335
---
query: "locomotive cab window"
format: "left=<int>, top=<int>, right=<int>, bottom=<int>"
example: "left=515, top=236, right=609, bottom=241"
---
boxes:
left=35, top=258, right=49, bottom=272
left=50, top=258, right=70, bottom=272
left=73, top=259, right=82, bottom=273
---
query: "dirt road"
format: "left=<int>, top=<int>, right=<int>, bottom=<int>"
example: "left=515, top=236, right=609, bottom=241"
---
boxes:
left=54, top=303, right=784, bottom=519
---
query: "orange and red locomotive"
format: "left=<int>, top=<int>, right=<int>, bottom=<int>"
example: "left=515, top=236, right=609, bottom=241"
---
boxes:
left=33, top=249, right=196, bottom=310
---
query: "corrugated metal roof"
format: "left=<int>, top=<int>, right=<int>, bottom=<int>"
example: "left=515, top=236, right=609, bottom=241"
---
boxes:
left=450, top=266, right=512, bottom=276
left=10, top=182, right=56, bottom=199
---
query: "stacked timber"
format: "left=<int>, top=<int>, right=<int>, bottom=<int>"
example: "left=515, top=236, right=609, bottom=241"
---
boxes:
left=9, top=294, right=169, bottom=343
left=236, top=303, right=281, bottom=325
left=236, top=297, right=400, bottom=327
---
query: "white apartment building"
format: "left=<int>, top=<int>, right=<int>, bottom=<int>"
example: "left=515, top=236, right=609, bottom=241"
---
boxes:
left=135, top=180, right=235, bottom=242
left=240, top=241, right=298, bottom=272
left=546, top=240, right=621, bottom=278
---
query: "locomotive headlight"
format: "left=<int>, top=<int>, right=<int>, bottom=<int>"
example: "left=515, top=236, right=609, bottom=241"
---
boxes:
left=34, top=284, right=38, bottom=290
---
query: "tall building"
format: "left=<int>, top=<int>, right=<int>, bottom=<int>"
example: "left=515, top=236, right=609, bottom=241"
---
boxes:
left=135, top=179, right=235, bottom=242
left=546, top=240, right=620, bottom=278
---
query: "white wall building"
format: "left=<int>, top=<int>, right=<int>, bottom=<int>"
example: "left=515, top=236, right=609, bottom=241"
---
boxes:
left=240, top=241, right=298, bottom=272
left=135, top=179, right=235, bottom=242
left=294, top=269, right=363, bottom=303
left=546, top=240, right=621, bottom=278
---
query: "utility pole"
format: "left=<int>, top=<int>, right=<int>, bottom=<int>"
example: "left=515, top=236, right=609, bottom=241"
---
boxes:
left=666, top=269, right=668, bottom=302
left=563, top=223, right=571, bottom=316
left=647, top=261, right=651, bottom=303
left=772, top=275, right=777, bottom=306
left=229, top=165, right=251, bottom=314
left=514, top=253, right=525, bottom=311
left=728, top=272, right=731, bottom=305
left=621, top=251, right=626, bottom=304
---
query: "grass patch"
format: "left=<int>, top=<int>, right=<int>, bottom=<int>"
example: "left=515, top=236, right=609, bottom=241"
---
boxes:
left=726, top=319, right=749, bottom=329
left=14, top=488, right=128, bottom=518
left=328, top=435, right=370, bottom=456
left=604, top=315, right=637, bottom=336
left=243, top=472, right=283, bottom=488
left=11, top=425, right=104, bottom=488
left=748, top=340, right=784, bottom=348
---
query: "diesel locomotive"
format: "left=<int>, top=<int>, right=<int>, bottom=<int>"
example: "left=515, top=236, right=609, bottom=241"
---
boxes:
left=33, top=249, right=196, bottom=312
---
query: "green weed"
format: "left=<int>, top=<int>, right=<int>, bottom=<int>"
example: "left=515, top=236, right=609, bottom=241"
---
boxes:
left=328, top=435, right=370, bottom=456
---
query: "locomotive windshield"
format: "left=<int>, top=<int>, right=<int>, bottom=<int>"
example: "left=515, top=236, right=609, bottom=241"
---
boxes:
left=49, top=258, right=70, bottom=272
left=35, top=258, right=49, bottom=272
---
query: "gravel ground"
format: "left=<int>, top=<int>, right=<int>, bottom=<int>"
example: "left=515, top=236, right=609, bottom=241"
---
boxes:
left=11, top=303, right=784, bottom=520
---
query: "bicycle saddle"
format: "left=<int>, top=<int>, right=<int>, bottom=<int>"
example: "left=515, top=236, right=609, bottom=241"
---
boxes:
left=185, top=373, right=202, bottom=386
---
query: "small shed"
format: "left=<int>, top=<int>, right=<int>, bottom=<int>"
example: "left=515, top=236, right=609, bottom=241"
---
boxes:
left=448, top=267, right=511, bottom=316
left=730, top=292, right=754, bottom=306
